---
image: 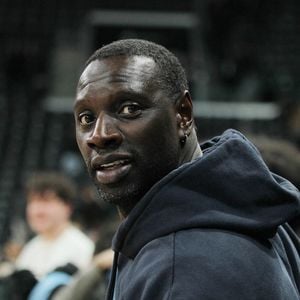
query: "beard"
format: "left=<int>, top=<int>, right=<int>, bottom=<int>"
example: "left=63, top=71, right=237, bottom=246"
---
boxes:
left=95, top=181, right=142, bottom=217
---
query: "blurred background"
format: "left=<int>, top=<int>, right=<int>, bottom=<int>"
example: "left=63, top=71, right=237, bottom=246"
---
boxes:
left=0, top=0, right=299, bottom=249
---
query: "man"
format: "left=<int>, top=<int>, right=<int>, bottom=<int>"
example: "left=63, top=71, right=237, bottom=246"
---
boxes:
left=16, top=172, right=94, bottom=279
left=74, top=39, right=300, bottom=299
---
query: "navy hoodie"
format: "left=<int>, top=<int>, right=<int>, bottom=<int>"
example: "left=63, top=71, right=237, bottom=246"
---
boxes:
left=107, top=129, right=300, bottom=300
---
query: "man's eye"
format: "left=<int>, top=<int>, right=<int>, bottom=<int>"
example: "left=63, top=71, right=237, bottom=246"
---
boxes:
left=119, top=104, right=141, bottom=116
left=78, top=113, right=94, bottom=125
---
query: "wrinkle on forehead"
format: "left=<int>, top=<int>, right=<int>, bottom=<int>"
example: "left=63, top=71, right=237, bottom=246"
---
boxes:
left=77, top=56, right=156, bottom=91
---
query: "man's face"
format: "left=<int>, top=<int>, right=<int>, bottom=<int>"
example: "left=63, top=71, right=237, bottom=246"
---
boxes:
left=74, top=56, right=181, bottom=215
left=26, top=191, right=71, bottom=235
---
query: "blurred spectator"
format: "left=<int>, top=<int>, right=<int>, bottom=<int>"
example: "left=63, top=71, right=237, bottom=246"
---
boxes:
left=0, top=173, right=119, bottom=300
left=0, top=217, right=27, bottom=277
left=15, top=171, right=95, bottom=279
left=250, top=135, right=300, bottom=190
left=71, top=183, right=109, bottom=242
left=0, top=269, right=37, bottom=300
left=251, top=135, right=300, bottom=234
left=47, top=207, right=120, bottom=300
left=50, top=248, right=114, bottom=300
left=24, top=212, right=119, bottom=300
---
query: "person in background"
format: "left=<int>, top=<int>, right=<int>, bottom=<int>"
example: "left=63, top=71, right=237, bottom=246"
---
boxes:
left=50, top=248, right=114, bottom=300
left=74, top=39, right=300, bottom=299
left=15, top=171, right=95, bottom=279
left=18, top=178, right=119, bottom=300
left=250, top=135, right=300, bottom=235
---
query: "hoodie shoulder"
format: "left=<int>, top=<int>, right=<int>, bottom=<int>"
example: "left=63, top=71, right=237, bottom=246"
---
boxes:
left=170, top=228, right=300, bottom=299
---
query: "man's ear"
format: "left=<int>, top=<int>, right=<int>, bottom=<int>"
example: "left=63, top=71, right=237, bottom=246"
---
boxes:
left=176, top=90, right=194, bottom=137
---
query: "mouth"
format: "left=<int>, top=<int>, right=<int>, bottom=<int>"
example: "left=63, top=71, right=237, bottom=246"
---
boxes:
left=98, top=159, right=130, bottom=170
left=92, top=156, right=132, bottom=185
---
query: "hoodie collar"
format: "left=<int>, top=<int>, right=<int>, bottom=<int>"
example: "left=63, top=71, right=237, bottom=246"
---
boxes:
left=112, top=129, right=300, bottom=258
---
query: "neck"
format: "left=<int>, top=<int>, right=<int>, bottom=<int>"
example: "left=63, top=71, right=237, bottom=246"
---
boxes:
left=191, top=142, right=202, bottom=160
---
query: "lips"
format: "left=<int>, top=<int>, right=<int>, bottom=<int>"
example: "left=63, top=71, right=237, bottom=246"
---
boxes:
left=92, top=155, right=132, bottom=185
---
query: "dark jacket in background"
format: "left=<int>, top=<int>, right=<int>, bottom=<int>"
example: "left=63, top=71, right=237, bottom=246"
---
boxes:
left=107, top=129, right=300, bottom=300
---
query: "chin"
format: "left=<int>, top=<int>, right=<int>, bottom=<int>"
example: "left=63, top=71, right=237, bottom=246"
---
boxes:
left=96, top=182, right=144, bottom=213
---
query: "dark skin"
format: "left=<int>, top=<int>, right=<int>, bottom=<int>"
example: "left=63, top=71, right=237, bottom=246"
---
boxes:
left=74, top=55, right=202, bottom=218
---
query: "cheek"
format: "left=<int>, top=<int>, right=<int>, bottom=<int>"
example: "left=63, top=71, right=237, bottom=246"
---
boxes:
left=50, top=204, right=70, bottom=219
left=130, top=110, right=178, bottom=141
left=137, top=115, right=178, bottom=150
left=26, top=204, right=45, bottom=218
left=129, top=118, right=179, bottom=169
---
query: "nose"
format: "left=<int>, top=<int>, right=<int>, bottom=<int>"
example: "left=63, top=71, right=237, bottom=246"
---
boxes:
left=86, top=114, right=123, bottom=150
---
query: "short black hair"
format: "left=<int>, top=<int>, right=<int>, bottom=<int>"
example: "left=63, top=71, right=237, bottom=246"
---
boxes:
left=85, top=39, right=188, bottom=102
left=25, top=172, right=77, bottom=205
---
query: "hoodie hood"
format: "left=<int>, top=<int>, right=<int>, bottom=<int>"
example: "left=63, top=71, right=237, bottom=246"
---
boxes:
left=112, top=129, right=300, bottom=258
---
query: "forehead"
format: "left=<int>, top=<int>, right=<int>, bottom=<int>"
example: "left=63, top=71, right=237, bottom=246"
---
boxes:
left=77, top=55, right=157, bottom=93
